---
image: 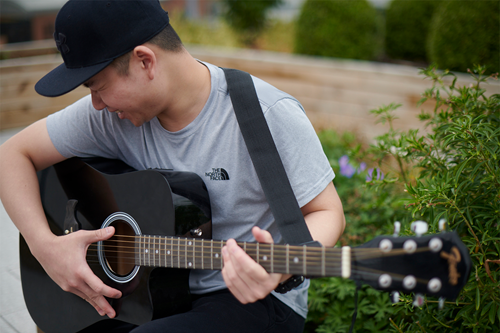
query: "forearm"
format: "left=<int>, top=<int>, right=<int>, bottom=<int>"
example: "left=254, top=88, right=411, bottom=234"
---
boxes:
left=0, top=145, right=55, bottom=250
left=0, top=120, right=64, bottom=252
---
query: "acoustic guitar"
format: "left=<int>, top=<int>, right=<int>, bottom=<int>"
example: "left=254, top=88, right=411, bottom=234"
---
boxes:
left=20, top=158, right=471, bottom=333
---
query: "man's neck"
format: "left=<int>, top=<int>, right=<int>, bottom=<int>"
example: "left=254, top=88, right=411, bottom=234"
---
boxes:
left=156, top=53, right=211, bottom=132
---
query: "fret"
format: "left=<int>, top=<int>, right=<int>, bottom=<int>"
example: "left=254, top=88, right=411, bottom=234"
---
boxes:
left=184, top=239, right=188, bottom=268
left=210, top=240, right=214, bottom=270
left=148, top=236, right=151, bottom=266
left=303, top=245, right=307, bottom=275
left=286, top=244, right=289, bottom=274
left=217, top=240, right=222, bottom=270
left=170, top=237, right=173, bottom=268
left=177, top=237, right=180, bottom=269
left=142, top=236, right=146, bottom=266
left=187, top=239, right=193, bottom=269
left=153, top=236, right=157, bottom=267
left=256, top=243, right=260, bottom=265
left=201, top=239, right=204, bottom=270
left=270, top=244, right=274, bottom=273
left=162, top=236, right=167, bottom=268
left=144, top=236, right=147, bottom=266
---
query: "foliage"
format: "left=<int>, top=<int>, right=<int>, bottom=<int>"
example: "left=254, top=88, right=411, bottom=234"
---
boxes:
left=317, top=130, right=409, bottom=247
left=294, top=0, right=383, bottom=61
left=169, top=11, right=294, bottom=52
left=310, top=65, right=500, bottom=332
left=385, top=0, right=440, bottom=63
left=427, top=0, right=500, bottom=74
left=308, top=131, right=411, bottom=333
left=365, top=64, right=500, bottom=332
left=221, top=0, right=282, bottom=47
left=306, top=278, right=395, bottom=333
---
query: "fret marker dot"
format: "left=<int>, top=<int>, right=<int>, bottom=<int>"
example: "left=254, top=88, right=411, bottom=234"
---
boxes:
left=215, top=254, right=219, bottom=258
left=188, top=262, right=192, bottom=267
left=188, top=241, right=192, bottom=246
left=156, top=250, right=158, bottom=254
left=145, top=249, right=149, bottom=253
left=263, top=255, right=267, bottom=261
left=294, top=257, right=299, bottom=263
left=167, top=250, right=171, bottom=255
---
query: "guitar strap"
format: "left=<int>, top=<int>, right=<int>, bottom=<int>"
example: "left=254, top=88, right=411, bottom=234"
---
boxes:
left=222, top=68, right=313, bottom=245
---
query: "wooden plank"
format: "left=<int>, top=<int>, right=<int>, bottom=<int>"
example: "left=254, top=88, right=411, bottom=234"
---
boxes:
left=1, top=47, right=498, bottom=136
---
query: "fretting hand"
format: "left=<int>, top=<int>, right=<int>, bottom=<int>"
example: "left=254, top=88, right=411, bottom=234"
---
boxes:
left=221, top=226, right=288, bottom=304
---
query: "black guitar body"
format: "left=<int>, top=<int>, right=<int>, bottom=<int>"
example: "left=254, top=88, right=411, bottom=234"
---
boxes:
left=20, top=158, right=212, bottom=333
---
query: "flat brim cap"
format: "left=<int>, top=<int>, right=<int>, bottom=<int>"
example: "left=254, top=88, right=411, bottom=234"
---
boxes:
left=35, top=0, right=170, bottom=97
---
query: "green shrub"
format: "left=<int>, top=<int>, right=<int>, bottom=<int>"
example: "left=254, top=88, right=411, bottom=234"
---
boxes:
left=294, top=0, right=383, bottom=60
left=385, top=0, right=440, bottom=62
left=311, top=65, right=500, bottom=332
left=222, top=0, right=281, bottom=47
left=366, top=65, right=500, bottom=332
left=427, top=0, right=500, bottom=74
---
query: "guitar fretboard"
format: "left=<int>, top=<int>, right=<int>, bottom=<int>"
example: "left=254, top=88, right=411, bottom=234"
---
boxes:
left=134, top=235, right=345, bottom=277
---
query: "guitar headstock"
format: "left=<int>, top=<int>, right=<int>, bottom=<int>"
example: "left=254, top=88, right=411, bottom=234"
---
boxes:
left=352, top=231, right=471, bottom=301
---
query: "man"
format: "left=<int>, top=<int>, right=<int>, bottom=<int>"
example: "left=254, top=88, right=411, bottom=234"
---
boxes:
left=0, top=0, right=345, bottom=332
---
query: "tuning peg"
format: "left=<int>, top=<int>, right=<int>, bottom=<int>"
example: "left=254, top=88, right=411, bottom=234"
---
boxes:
left=411, top=221, right=428, bottom=236
left=391, top=291, right=400, bottom=304
left=393, top=221, right=401, bottom=237
left=438, top=297, right=445, bottom=310
left=413, top=293, right=425, bottom=307
left=439, top=219, right=447, bottom=232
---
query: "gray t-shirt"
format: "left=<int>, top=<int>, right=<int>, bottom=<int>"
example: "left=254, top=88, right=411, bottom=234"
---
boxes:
left=46, top=61, right=335, bottom=318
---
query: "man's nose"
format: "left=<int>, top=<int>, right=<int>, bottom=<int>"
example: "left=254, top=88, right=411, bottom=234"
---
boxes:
left=91, top=90, right=106, bottom=110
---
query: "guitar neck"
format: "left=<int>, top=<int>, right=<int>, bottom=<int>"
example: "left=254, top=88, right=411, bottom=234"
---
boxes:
left=134, top=235, right=344, bottom=277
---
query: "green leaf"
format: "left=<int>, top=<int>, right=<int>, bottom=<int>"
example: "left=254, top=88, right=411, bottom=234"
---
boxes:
left=481, top=302, right=493, bottom=316
left=476, top=286, right=481, bottom=311
left=490, top=303, right=497, bottom=325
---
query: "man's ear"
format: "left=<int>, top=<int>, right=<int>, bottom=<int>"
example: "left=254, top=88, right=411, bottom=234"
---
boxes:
left=132, top=45, right=156, bottom=79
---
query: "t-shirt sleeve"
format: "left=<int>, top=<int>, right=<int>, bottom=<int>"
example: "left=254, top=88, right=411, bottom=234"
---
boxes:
left=46, top=95, right=125, bottom=160
left=263, top=97, right=335, bottom=207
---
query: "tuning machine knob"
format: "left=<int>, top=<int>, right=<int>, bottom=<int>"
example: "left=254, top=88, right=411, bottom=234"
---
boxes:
left=411, top=221, right=428, bottom=236
left=439, top=219, right=447, bottom=232
left=391, top=291, right=400, bottom=304
left=393, top=221, right=401, bottom=237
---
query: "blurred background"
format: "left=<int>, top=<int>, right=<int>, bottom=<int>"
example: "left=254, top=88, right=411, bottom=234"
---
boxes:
left=0, top=1, right=499, bottom=332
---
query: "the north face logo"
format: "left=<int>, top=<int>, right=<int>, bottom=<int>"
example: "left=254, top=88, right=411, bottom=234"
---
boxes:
left=205, top=168, right=230, bottom=180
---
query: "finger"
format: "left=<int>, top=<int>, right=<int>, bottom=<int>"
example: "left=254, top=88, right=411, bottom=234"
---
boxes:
left=252, top=226, right=274, bottom=244
left=221, top=245, right=248, bottom=303
left=70, top=288, right=107, bottom=317
left=224, top=240, right=274, bottom=300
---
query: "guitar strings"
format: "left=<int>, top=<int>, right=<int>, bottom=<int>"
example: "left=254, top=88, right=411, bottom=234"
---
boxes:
left=85, top=238, right=432, bottom=262
left=81, top=237, right=436, bottom=284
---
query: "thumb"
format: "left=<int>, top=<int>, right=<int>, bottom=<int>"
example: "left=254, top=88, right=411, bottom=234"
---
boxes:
left=88, top=226, right=115, bottom=243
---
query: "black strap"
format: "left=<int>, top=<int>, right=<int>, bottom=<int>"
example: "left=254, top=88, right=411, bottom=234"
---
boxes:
left=222, top=68, right=313, bottom=245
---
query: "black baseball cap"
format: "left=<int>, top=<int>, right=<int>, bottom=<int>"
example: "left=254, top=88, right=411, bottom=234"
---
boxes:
left=35, top=0, right=170, bottom=97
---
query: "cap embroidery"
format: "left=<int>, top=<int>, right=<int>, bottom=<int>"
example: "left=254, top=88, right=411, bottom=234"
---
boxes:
left=54, top=32, right=70, bottom=54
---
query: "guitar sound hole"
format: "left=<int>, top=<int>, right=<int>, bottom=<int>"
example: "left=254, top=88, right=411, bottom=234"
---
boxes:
left=103, top=220, right=136, bottom=277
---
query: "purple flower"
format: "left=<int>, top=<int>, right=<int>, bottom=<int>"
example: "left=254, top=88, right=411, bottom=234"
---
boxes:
left=339, top=155, right=349, bottom=168
left=339, top=155, right=356, bottom=178
left=357, top=162, right=367, bottom=173
left=366, top=168, right=384, bottom=181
